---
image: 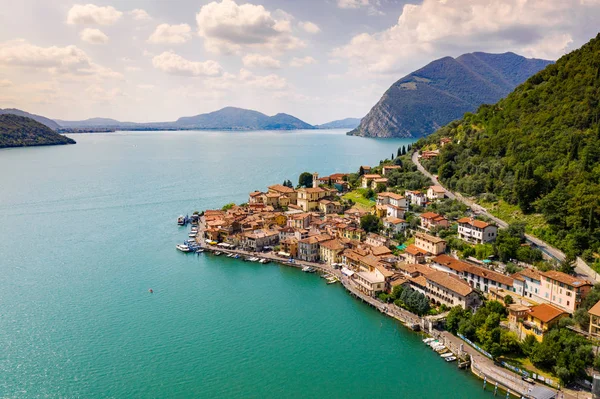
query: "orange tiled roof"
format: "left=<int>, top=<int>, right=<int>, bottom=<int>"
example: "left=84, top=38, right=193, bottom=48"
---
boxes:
left=541, top=271, right=592, bottom=288
left=528, top=303, right=567, bottom=323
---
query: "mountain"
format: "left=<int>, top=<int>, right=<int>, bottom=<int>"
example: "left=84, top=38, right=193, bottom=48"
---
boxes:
left=174, top=107, right=314, bottom=130
left=0, top=114, right=75, bottom=148
left=316, top=118, right=361, bottom=129
left=417, top=33, right=600, bottom=258
left=349, top=52, right=553, bottom=138
left=0, top=108, right=60, bottom=130
left=54, top=107, right=315, bottom=131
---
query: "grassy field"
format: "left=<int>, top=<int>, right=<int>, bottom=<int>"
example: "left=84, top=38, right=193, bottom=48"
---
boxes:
left=499, top=354, right=555, bottom=381
left=342, top=189, right=375, bottom=210
left=478, top=199, right=549, bottom=234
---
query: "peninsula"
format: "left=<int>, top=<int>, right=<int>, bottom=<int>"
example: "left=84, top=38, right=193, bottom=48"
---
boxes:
left=0, top=114, right=75, bottom=149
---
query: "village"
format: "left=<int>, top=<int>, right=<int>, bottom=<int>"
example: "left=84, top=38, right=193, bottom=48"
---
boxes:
left=180, top=141, right=600, bottom=399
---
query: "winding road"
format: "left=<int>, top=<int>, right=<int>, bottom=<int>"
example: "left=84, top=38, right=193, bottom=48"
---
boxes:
left=409, top=152, right=595, bottom=275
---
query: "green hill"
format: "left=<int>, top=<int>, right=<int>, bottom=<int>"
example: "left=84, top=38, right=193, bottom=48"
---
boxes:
left=417, top=33, right=600, bottom=258
left=349, top=52, right=552, bottom=138
left=0, top=114, right=76, bottom=148
left=0, top=108, right=61, bottom=130
left=174, top=107, right=314, bottom=130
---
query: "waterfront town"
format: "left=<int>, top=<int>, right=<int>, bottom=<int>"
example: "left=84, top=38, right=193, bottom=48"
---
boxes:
left=179, top=141, right=600, bottom=399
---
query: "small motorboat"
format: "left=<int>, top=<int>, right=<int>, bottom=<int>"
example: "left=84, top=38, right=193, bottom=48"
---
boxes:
left=195, top=249, right=204, bottom=254
left=249, top=257, right=260, bottom=262
left=188, top=232, right=197, bottom=238
left=259, top=259, right=270, bottom=264
left=444, top=356, right=457, bottom=362
left=440, top=352, right=454, bottom=358
left=214, top=251, right=222, bottom=256
left=177, top=215, right=185, bottom=225
left=326, top=276, right=338, bottom=284
left=176, top=244, right=190, bottom=252
left=148, top=289, right=153, bottom=294
left=423, top=338, right=435, bottom=344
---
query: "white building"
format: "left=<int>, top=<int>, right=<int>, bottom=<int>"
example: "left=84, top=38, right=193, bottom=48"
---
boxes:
left=457, top=217, right=498, bottom=244
left=427, top=185, right=446, bottom=201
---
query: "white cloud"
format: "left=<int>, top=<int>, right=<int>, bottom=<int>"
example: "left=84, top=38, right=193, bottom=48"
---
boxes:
left=195, top=0, right=304, bottom=54
left=298, top=21, right=320, bottom=34
left=0, top=40, right=121, bottom=80
left=137, top=84, right=155, bottom=89
left=337, top=0, right=370, bottom=9
left=125, top=66, right=141, bottom=72
left=290, top=56, right=317, bottom=67
left=80, top=28, right=109, bottom=44
left=239, top=68, right=287, bottom=90
left=0, top=78, right=13, bottom=87
left=242, top=54, right=281, bottom=69
left=67, top=4, right=123, bottom=25
left=148, top=23, right=192, bottom=44
left=152, top=51, right=222, bottom=77
left=332, top=0, right=600, bottom=75
left=130, top=9, right=151, bottom=21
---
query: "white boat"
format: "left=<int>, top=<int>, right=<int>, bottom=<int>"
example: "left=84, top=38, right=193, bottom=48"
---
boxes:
left=428, top=340, right=439, bottom=347
left=177, top=215, right=185, bottom=225
left=423, top=338, right=435, bottom=344
left=440, top=352, right=454, bottom=358
left=195, top=249, right=204, bottom=254
left=302, top=266, right=311, bottom=272
left=259, top=259, right=270, bottom=264
left=444, top=356, right=457, bottom=362
left=190, top=227, right=198, bottom=233
left=326, top=276, right=338, bottom=284
left=188, top=232, right=197, bottom=238
left=227, top=253, right=235, bottom=258
left=250, top=257, right=260, bottom=262
left=435, top=346, right=447, bottom=353
left=176, top=244, right=190, bottom=252
left=214, top=251, right=222, bottom=256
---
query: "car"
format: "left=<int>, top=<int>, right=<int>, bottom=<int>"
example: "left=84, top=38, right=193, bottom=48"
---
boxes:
left=521, top=376, right=535, bottom=384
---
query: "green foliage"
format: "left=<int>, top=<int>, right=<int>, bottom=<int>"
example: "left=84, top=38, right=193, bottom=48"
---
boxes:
left=298, top=172, right=313, bottom=188
left=362, top=188, right=374, bottom=199
left=0, top=114, right=76, bottom=148
left=282, top=180, right=294, bottom=188
left=394, top=286, right=430, bottom=316
left=503, top=295, right=514, bottom=305
left=418, top=35, right=600, bottom=257
left=360, top=214, right=382, bottom=233
left=221, top=203, right=235, bottom=211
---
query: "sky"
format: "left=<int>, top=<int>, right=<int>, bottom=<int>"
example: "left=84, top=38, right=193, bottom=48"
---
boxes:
left=0, top=0, right=599, bottom=124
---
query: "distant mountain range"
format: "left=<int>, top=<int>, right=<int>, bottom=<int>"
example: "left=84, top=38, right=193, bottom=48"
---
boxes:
left=316, top=118, right=361, bottom=129
left=0, top=107, right=355, bottom=132
left=0, top=114, right=75, bottom=148
left=0, top=108, right=61, bottom=130
left=349, top=52, right=553, bottom=138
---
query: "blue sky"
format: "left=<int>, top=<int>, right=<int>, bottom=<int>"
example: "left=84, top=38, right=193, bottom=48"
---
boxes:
left=0, top=0, right=599, bottom=124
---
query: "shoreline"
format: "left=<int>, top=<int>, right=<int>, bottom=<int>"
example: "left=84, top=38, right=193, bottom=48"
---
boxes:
left=185, top=219, right=551, bottom=399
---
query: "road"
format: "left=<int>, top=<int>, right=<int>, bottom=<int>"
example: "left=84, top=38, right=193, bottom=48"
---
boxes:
left=411, top=152, right=568, bottom=263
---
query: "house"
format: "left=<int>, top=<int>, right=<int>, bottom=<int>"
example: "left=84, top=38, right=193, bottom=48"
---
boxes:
left=383, top=217, right=407, bottom=235
left=512, top=268, right=543, bottom=300
left=403, top=244, right=428, bottom=264
left=414, top=232, right=446, bottom=255
left=261, top=192, right=282, bottom=208
left=243, top=229, right=279, bottom=251
left=267, top=184, right=297, bottom=204
left=440, top=137, right=452, bottom=147
left=318, top=199, right=343, bottom=215
left=457, top=217, right=498, bottom=244
left=354, top=270, right=386, bottom=296
left=425, top=271, right=481, bottom=310
left=249, top=191, right=264, bottom=204
left=365, top=233, right=388, bottom=247
left=297, top=187, right=329, bottom=211
left=287, top=213, right=311, bottom=229
left=588, top=300, right=600, bottom=339
left=382, top=165, right=401, bottom=175
left=361, top=174, right=381, bottom=188
left=371, top=178, right=389, bottom=190
left=405, top=190, right=427, bottom=207
left=507, top=304, right=533, bottom=337
left=298, top=234, right=332, bottom=262
left=319, top=239, right=346, bottom=265
left=377, top=192, right=408, bottom=219
left=420, top=212, right=449, bottom=230
left=421, top=150, right=439, bottom=160
left=339, top=225, right=364, bottom=241
left=359, top=165, right=372, bottom=175
left=280, top=237, right=298, bottom=258
left=539, top=271, right=593, bottom=313
left=427, top=185, right=446, bottom=201
left=518, top=303, right=568, bottom=341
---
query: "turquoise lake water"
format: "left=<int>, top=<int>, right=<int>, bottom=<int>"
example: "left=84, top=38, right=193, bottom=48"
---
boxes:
left=0, top=130, right=491, bottom=398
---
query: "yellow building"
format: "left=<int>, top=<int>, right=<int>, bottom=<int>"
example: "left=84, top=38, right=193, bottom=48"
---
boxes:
left=267, top=184, right=297, bottom=204
left=519, top=303, right=568, bottom=342
left=340, top=226, right=364, bottom=241
left=297, top=187, right=328, bottom=211
left=414, top=232, right=446, bottom=255
left=588, top=300, right=600, bottom=339
left=319, top=239, right=346, bottom=265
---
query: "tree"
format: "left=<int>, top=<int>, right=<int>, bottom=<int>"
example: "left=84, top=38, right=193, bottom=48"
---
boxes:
left=360, top=214, right=382, bottom=233
left=446, top=306, right=470, bottom=333
left=503, top=295, right=514, bottom=305
left=221, top=203, right=235, bottom=211
left=363, top=188, right=374, bottom=199
left=298, top=172, right=313, bottom=188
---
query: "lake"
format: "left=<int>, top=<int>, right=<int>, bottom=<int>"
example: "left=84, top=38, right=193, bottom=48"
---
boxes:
left=0, top=130, right=491, bottom=398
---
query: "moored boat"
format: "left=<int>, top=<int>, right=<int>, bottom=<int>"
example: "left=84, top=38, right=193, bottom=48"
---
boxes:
left=177, top=215, right=185, bottom=225
left=423, top=338, right=435, bottom=344
left=176, top=244, right=190, bottom=252
left=444, top=356, right=457, bottom=362
left=259, top=259, right=270, bottom=264
left=195, top=249, right=204, bottom=254
left=440, top=352, right=454, bottom=358
left=213, top=251, right=222, bottom=256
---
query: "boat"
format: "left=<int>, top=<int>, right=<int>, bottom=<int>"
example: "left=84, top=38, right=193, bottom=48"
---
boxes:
left=435, top=346, right=447, bottom=353
left=214, top=251, right=222, bottom=256
left=326, top=276, right=338, bottom=284
left=148, top=289, right=153, bottom=293
left=234, top=254, right=240, bottom=259
left=259, top=259, right=270, bottom=264
left=444, top=356, right=457, bottom=362
left=440, top=352, right=454, bottom=358
left=249, top=257, right=260, bottom=262
left=195, top=249, right=204, bottom=254
left=428, top=340, right=439, bottom=347
left=301, top=266, right=316, bottom=273
left=188, top=232, right=197, bottom=238
left=176, top=244, right=190, bottom=252
left=177, top=215, right=185, bottom=225
left=423, top=338, right=435, bottom=344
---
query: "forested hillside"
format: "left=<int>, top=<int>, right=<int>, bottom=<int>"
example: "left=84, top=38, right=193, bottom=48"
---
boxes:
left=0, top=114, right=75, bottom=148
left=417, top=34, right=600, bottom=259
